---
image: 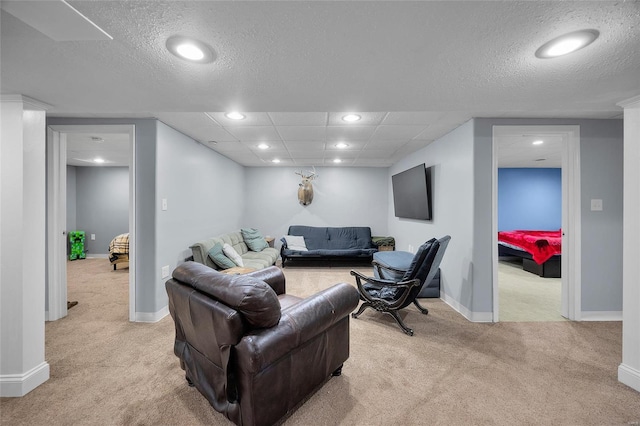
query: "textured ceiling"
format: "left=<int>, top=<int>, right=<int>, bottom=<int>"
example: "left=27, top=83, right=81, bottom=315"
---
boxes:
left=2, top=1, right=639, bottom=167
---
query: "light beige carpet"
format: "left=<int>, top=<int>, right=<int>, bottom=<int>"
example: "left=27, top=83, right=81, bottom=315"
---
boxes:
left=2, top=259, right=639, bottom=425
left=498, top=259, right=565, bottom=322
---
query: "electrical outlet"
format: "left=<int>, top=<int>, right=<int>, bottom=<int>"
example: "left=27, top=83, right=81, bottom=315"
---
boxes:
left=161, top=265, right=170, bottom=278
left=91, top=234, right=96, bottom=240
left=161, top=198, right=168, bottom=211
left=408, top=244, right=414, bottom=252
left=590, top=199, right=603, bottom=211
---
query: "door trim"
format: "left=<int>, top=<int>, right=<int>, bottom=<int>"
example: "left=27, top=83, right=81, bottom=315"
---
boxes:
left=46, top=128, right=67, bottom=321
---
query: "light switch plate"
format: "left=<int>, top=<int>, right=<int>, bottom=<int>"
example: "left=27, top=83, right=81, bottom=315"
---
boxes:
left=161, top=198, right=168, bottom=211
left=591, top=199, right=603, bottom=211
left=161, top=265, right=170, bottom=278
left=91, top=234, right=96, bottom=240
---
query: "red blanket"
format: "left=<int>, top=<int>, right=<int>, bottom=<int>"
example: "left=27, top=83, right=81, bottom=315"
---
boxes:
left=498, top=230, right=562, bottom=264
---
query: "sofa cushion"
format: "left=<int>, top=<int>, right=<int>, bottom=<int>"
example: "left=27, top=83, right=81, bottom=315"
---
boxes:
left=223, top=243, right=244, bottom=267
left=172, top=262, right=281, bottom=328
left=241, top=228, right=269, bottom=252
left=208, top=243, right=236, bottom=269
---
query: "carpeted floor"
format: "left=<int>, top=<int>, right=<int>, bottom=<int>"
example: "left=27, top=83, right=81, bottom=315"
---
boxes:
left=1, top=258, right=639, bottom=425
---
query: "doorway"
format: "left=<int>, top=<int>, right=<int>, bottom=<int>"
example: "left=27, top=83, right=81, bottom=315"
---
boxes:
left=47, top=124, right=136, bottom=322
left=491, top=125, right=581, bottom=322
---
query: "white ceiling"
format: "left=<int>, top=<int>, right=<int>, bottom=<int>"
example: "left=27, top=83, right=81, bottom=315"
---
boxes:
left=2, top=1, right=639, bottom=167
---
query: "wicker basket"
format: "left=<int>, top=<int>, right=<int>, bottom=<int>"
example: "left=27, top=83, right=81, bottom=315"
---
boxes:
left=378, top=245, right=395, bottom=251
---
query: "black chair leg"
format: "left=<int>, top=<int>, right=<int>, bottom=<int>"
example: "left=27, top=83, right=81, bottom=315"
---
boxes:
left=386, top=311, right=414, bottom=336
left=332, top=364, right=343, bottom=376
left=413, top=299, right=429, bottom=315
left=351, top=302, right=372, bottom=319
left=186, top=376, right=195, bottom=387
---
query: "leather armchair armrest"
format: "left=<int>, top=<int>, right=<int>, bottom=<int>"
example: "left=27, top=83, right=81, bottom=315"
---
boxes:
left=246, top=266, right=286, bottom=295
left=235, top=283, right=359, bottom=374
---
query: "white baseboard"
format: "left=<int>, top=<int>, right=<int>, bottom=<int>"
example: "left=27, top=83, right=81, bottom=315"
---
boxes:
left=86, top=254, right=109, bottom=259
left=134, top=305, right=169, bottom=323
left=581, top=311, right=623, bottom=321
left=0, top=362, right=50, bottom=397
left=618, top=363, right=640, bottom=392
left=440, top=292, right=493, bottom=322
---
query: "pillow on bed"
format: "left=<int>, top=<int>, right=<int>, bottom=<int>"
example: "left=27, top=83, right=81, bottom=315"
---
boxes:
left=208, top=243, right=236, bottom=269
left=284, top=235, right=308, bottom=251
left=223, top=243, right=244, bottom=267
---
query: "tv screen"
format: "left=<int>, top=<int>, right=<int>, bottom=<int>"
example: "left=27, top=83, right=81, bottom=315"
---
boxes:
left=392, top=164, right=432, bottom=220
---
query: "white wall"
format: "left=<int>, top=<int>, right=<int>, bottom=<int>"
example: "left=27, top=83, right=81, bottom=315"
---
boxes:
left=74, top=166, right=129, bottom=256
left=155, top=121, right=245, bottom=310
left=388, top=120, right=477, bottom=318
left=243, top=166, right=389, bottom=248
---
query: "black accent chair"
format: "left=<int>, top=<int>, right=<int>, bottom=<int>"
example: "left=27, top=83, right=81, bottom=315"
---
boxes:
left=350, top=236, right=451, bottom=336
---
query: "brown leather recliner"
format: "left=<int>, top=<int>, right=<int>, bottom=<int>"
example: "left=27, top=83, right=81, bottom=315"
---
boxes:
left=166, top=262, right=359, bottom=426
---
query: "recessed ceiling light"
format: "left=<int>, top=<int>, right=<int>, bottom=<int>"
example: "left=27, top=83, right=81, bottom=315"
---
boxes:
left=166, top=35, right=215, bottom=63
left=93, top=157, right=105, bottom=164
left=535, top=29, right=599, bottom=59
left=533, top=140, right=544, bottom=145
left=333, top=158, right=342, bottom=164
left=225, top=112, right=245, bottom=120
left=342, top=114, right=361, bottom=122
left=258, top=143, right=270, bottom=150
left=335, top=142, right=349, bottom=149
left=272, top=158, right=281, bottom=163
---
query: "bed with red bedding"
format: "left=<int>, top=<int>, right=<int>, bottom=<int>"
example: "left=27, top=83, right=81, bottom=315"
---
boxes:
left=498, top=229, right=561, bottom=278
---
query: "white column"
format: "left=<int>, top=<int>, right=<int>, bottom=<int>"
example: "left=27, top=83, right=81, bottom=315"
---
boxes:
left=0, top=95, right=50, bottom=396
left=618, top=95, right=640, bottom=392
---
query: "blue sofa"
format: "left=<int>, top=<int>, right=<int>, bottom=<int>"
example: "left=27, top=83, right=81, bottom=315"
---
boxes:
left=280, top=225, right=378, bottom=267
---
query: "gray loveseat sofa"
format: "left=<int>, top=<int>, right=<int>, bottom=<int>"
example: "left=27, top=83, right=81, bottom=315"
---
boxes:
left=190, top=230, right=278, bottom=271
left=280, top=225, right=378, bottom=267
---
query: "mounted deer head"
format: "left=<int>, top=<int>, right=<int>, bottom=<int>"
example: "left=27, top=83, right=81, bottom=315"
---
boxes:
left=295, top=168, right=318, bottom=206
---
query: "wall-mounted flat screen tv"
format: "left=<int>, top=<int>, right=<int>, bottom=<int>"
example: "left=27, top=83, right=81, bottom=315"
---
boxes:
left=392, top=163, right=432, bottom=220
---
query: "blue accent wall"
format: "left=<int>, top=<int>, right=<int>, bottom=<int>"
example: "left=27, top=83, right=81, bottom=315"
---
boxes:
left=498, top=168, right=561, bottom=231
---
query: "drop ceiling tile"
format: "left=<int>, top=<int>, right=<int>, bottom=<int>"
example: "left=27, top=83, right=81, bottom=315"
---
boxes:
left=324, top=158, right=354, bottom=165
left=293, top=159, right=324, bottom=167
left=365, top=139, right=410, bottom=149
left=244, top=140, right=286, bottom=151
left=268, top=112, right=328, bottom=126
left=371, top=125, right=428, bottom=141
left=224, top=126, right=282, bottom=141
left=357, top=148, right=398, bottom=159
left=325, top=141, right=366, bottom=151
left=284, top=141, right=325, bottom=151
left=326, top=126, right=376, bottom=142
left=328, top=112, right=386, bottom=126
left=382, top=112, right=444, bottom=125
left=288, top=150, right=324, bottom=159
left=253, top=149, right=290, bottom=160
left=206, top=112, right=273, bottom=126
left=277, top=126, right=326, bottom=141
